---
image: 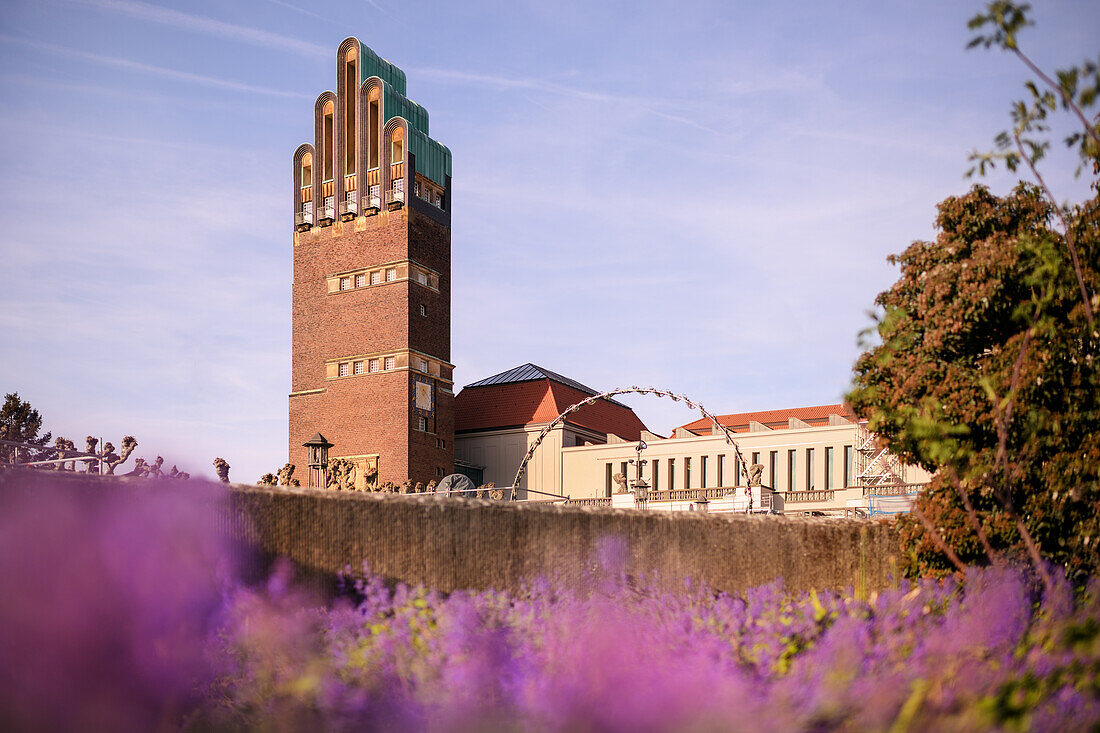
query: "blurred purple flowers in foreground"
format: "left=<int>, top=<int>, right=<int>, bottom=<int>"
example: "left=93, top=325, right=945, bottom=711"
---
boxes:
left=1, top=474, right=1099, bottom=731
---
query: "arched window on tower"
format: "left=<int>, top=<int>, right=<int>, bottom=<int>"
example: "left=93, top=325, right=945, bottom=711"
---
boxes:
left=342, top=45, right=358, bottom=218
left=299, top=151, right=313, bottom=227
left=389, top=125, right=405, bottom=205
left=366, top=86, right=381, bottom=210
left=320, top=99, right=335, bottom=224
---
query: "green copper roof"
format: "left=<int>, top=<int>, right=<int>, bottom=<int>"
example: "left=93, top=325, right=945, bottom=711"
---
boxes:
left=357, top=42, right=406, bottom=96
left=355, top=40, right=449, bottom=186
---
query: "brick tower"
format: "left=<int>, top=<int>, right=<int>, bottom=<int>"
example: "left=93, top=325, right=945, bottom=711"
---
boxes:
left=289, top=38, right=454, bottom=488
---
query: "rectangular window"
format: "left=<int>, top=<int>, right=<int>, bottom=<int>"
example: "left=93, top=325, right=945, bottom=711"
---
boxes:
left=370, top=271, right=381, bottom=285
left=338, top=362, right=349, bottom=377
left=339, top=277, right=351, bottom=291
left=734, top=454, right=741, bottom=485
left=384, top=356, right=395, bottom=370
left=620, top=462, right=628, bottom=488
left=353, top=360, right=364, bottom=375
left=751, top=451, right=760, bottom=468
left=355, top=274, right=366, bottom=288
left=418, top=272, right=428, bottom=286
left=418, top=358, right=428, bottom=372
left=717, top=455, right=724, bottom=486
left=420, top=304, right=427, bottom=317
left=684, top=457, right=692, bottom=489
left=769, top=451, right=778, bottom=488
left=787, top=450, right=796, bottom=491
left=417, top=416, right=427, bottom=431
left=606, top=463, right=613, bottom=496
left=386, top=268, right=397, bottom=282
left=652, top=459, right=659, bottom=490
left=844, top=445, right=854, bottom=487
left=668, top=458, right=675, bottom=490
left=368, top=359, right=379, bottom=373
left=700, top=456, right=708, bottom=489
left=806, top=448, right=815, bottom=490
left=825, top=446, right=834, bottom=490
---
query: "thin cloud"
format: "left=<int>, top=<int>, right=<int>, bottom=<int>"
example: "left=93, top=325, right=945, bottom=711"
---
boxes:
left=262, top=0, right=331, bottom=24
left=0, top=35, right=310, bottom=98
left=70, top=0, right=328, bottom=58
left=413, top=66, right=730, bottom=137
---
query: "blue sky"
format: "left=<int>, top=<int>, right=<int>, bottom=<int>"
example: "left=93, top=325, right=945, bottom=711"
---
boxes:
left=1, top=0, right=1097, bottom=482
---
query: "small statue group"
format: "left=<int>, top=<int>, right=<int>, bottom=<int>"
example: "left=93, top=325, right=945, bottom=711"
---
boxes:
left=213, top=457, right=231, bottom=483
left=326, top=458, right=358, bottom=491
left=361, top=479, right=436, bottom=494
left=258, top=463, right=301, bottom=487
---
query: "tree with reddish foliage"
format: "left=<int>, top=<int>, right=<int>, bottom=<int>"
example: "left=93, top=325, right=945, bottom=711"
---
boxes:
left=849, top=184, right=1099, bottom=582
left=849, top=2, right=1100, bottom=586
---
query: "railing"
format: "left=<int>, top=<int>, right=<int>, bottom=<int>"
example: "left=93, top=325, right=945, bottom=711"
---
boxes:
left=567, top=497, right=612, bottom=507
left=783, top=489, right=835, bottom=503
left=643, top=487, right=737, bottom=502
left=317, top=196, right=335, bottom=224
left=863, top=482, right=926, bottom=497
left=339, top=190, right=358, bottom=219
left=294, top=210, right=313, bottom=229
left=367, top=185, right=381, bottom=210
left=385, top=179, right=404, bottom=206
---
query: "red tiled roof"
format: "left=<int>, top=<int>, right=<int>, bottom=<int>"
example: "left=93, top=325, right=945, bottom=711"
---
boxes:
left=455, top=379, right=647, bottom=441
left=675, top=403, right=856, bottom=437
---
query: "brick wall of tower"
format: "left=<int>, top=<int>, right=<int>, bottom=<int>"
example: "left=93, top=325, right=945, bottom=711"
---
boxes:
left=289, top=206, right=454, bottom=486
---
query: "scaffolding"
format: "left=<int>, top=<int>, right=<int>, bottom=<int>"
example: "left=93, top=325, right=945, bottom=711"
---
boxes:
left=854, top=422, right=906, bottom=488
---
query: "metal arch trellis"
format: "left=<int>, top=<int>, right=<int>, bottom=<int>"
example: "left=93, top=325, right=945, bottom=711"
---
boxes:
left=511, top=386, right=753, bottom=494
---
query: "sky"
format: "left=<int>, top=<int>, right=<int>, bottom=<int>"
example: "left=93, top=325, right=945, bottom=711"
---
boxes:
left=1, top=0, right=1098, bottom=482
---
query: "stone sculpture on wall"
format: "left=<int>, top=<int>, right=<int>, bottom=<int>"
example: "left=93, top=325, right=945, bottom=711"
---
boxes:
left=277, top=463, right=297, bottom=487
left=747, top=463, right=764, bottom=488
left=612, top=472, right=629, bottom=493
left=213, top=457, right=231, bottom=483
left=326, top=458, right=357, bottom=491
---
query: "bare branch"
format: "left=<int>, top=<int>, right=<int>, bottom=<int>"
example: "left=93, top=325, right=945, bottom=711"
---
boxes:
left=909, top=501, right=968, bottom=576
left=1012, top=48, right=1100, bottom=150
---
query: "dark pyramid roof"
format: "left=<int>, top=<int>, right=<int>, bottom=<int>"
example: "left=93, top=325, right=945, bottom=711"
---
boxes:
left=303, top=433, right=332, bottom=447
left=464, top=363, right=627, bottom=407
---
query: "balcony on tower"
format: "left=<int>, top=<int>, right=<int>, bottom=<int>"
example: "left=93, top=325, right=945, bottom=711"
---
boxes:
left=317, top=179, right=336, bottom=226
left=386, top=177, right=404, bottom=208
left=339, top=174, right=358, bottom=221
left=295, top=200, right=314, bottom=232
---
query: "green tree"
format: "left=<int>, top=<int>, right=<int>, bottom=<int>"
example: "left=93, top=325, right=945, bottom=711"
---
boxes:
left=848, top=184, right=1099, bottom=582
left=848, top=2, right=1100, bottom=587
left=0, top=392, right=52, bottom=463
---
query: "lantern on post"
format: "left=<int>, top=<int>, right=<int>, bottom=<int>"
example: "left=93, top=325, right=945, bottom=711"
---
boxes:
left=303, top=433, right=333, bottom=488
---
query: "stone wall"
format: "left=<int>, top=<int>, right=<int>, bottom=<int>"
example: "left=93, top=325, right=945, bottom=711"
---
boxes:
left=228, top=485, right=902, bottom=595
